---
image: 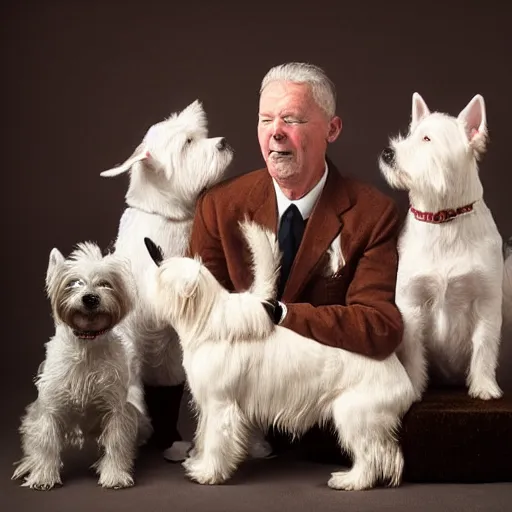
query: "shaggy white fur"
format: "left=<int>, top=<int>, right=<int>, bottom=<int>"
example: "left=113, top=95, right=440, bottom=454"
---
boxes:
left=379, top=92, right=506, bottom=401
left=100, top=100, right=233, bottom=457
left=12, top=242, right=150, bottom=490
left=144, top=219, right=416, bottom=491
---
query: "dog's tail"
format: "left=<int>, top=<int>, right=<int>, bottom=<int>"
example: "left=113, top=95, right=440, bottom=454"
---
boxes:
left=238, top=217, right=281, bottom=300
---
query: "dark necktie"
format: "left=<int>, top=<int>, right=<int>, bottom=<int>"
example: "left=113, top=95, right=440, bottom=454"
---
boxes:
left=277, top=204, right=305, bottom=299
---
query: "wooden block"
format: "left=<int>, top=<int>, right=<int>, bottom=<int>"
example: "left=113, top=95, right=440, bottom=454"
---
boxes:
left=401, top=388, right=512, bottom=483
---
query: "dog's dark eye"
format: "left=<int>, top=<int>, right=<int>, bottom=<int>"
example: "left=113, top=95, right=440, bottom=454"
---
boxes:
left=423, top=136, right=431, bottom=142
left=98, top=281, right=112, bottom=289
left=186, top=138, right=193, bottom=145
left=67, top=279, right=85, bottom=289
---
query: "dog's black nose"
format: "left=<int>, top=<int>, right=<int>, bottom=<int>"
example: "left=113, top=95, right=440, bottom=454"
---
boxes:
left=381, top=147, right=395, bottom=165
left=82, top=293, right=100, bottom=310
left=216, top=138, right=227, bottom=150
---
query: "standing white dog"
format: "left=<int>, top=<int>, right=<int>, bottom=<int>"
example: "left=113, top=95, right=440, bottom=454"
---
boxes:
left=12, top=242, right=149, bottom=490
left=100, top=100, right=234, bottom=458
left=143, top=219, right=416, bottom=491
left=379, top=92, right=504, bottom=401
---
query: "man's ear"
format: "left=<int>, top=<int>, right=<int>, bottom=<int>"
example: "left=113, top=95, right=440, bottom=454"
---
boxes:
left=327, top=116, right=342, bottom=143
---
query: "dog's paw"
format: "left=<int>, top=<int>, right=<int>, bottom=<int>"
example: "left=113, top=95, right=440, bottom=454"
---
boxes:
left=12, top=459, right=62, bottom=490
left=468, top=378, right=503, bottom=400
left=19, top=472, right=62, bottom=491
left=11, top=462, right=29, bottom=481
left=182, top=458, right=228, bottom=485
left=98, top=469, right=134, bottom=489
left=327, top=470, right=374, bottom=491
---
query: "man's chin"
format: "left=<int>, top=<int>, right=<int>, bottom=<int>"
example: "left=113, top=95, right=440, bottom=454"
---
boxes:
left=266, top=161, right=297, bottom=180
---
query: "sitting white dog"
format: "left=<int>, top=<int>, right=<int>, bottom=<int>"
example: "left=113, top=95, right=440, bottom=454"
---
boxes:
left=100, top=100, right=234, bottom=459
left=379, top=92, right=505, bottom=401
left=143, top=219, right=416, bottom=491
left=503, top=237, right=512, bottom=330
left=12, top=242, right=149, bottom=490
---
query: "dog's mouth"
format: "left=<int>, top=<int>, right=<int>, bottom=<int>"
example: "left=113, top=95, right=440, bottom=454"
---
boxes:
left=70, top=312, right=113, bottom=340
left=73, top=328, right=111, bottom=340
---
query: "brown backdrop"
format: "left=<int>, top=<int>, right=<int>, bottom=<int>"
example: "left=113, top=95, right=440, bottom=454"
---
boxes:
left=3, top=1, right=512, bottom=427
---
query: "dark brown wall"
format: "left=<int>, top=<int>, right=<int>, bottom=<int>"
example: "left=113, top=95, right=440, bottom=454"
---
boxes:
left=3, top=0, right=512, bottom=417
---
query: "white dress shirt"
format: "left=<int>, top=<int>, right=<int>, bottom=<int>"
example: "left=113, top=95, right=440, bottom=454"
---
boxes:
left=270, top=160, right=329, bottom=323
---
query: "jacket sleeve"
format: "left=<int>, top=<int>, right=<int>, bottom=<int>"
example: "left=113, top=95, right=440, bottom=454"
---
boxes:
left=188, top=191, right=234, bottom=291
left=280, top=201, right=404, bottom=360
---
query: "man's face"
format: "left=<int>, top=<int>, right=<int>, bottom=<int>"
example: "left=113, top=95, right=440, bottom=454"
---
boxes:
left=257, top=80, right=341, bottom=194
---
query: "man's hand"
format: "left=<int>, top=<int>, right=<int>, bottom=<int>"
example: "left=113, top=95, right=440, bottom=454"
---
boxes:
left=262, top=299, right=284, bottom=325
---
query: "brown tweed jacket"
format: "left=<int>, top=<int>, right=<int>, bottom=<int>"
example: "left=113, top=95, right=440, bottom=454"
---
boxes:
left=188, top=160, right=404, bottom=360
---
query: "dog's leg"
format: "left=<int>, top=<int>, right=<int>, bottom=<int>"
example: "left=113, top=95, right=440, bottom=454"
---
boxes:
left=94, top=404, right=139, bottom=489
left=12, top=401, right=64, bottom=490
left=126, top=382, right=153, bottom=447
left=184, top=406, right=206, bottom=463
left=397, top=305, right=428, bottom=401
left=247, top=425, right=274, bottom=459
left=182, top=401, right=249, bottom=485
left=327, top=390, right=405, bottom=491
left=467, top=300, right=503, bottom=400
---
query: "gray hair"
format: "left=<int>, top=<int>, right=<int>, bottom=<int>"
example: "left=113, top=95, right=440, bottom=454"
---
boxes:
left=260, top=62, right=337, bottom=118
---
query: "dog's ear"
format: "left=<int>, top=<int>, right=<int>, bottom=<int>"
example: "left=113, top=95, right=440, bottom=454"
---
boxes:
left=144, top=237, right=164, bottom=266
left=458, top=94, right=488, bottom=157
left=178, top=99, right=207, bottom=130
left=46, top=248, right=65, bottom=285
left=178, top=261, right=201, bottom=298
left=100, top=143, right=149, bottom=177
left=181, top=99, right=204, bottom=116
left=411, top=92, right=430, bottom=130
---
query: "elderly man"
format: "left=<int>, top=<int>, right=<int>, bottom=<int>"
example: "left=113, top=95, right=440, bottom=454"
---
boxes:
left=188, top=61, right=404, bottom=457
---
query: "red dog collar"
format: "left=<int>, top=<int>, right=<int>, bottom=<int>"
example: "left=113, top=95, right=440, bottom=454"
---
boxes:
left=410, top=203, right=475, bottom=224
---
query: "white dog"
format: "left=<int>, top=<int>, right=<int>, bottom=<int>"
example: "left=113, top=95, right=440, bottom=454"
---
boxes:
left=143, top=219, right=416, bottom=491
left=100, top=100, right=234, bottom=459
left=379, top=92, right=505, bottom=401
left=503, top=238, right=512, bottom=330
left=12, top=242, right=149, bottom=490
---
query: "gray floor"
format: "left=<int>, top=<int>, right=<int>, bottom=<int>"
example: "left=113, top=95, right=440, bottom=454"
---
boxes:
left=3, top=386, right=511, bottom=512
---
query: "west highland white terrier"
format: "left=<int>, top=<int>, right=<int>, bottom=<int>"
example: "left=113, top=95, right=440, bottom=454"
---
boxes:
left=100, top=100, right=234, bottom=460
left=379, top=92, right=506, bottom=401
left=12, top=242, right=150, bottom=490
left=503, top=237, right=512, bottom=329
left=143, top=219, right=416, bottom=491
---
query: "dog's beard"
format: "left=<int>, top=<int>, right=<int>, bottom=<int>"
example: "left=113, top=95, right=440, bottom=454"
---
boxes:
left=173, top=142, right=234, bottom=203
left=379, top=160, right=411, bottom=191
left=69, top=311, right=113, bottom=339
left=53, top=292, right=130, bottom=340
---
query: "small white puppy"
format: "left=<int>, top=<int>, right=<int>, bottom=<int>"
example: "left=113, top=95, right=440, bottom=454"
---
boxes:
left=143, top=220, right=416, bottom=491
left=101, top=100, right=234, bottom=458
left=379, top=92, right=505, bottom=401
left=12, top=242, right=149, bottom=490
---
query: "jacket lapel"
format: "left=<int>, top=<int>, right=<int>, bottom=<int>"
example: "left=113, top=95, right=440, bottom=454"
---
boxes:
left=243, top=163, right=352, bottom=303
left=282, top=162, right=352, bottom=302
left=248, top=171, right=279, bottom=232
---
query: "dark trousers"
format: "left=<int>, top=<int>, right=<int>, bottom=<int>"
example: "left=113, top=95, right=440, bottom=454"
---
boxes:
left=266, top=424, right=352, bottom=466
left=144, top=383, right=185, bottom=450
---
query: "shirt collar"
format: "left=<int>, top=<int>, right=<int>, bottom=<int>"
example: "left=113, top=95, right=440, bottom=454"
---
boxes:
left=272, top=160, right=328, bottom=223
